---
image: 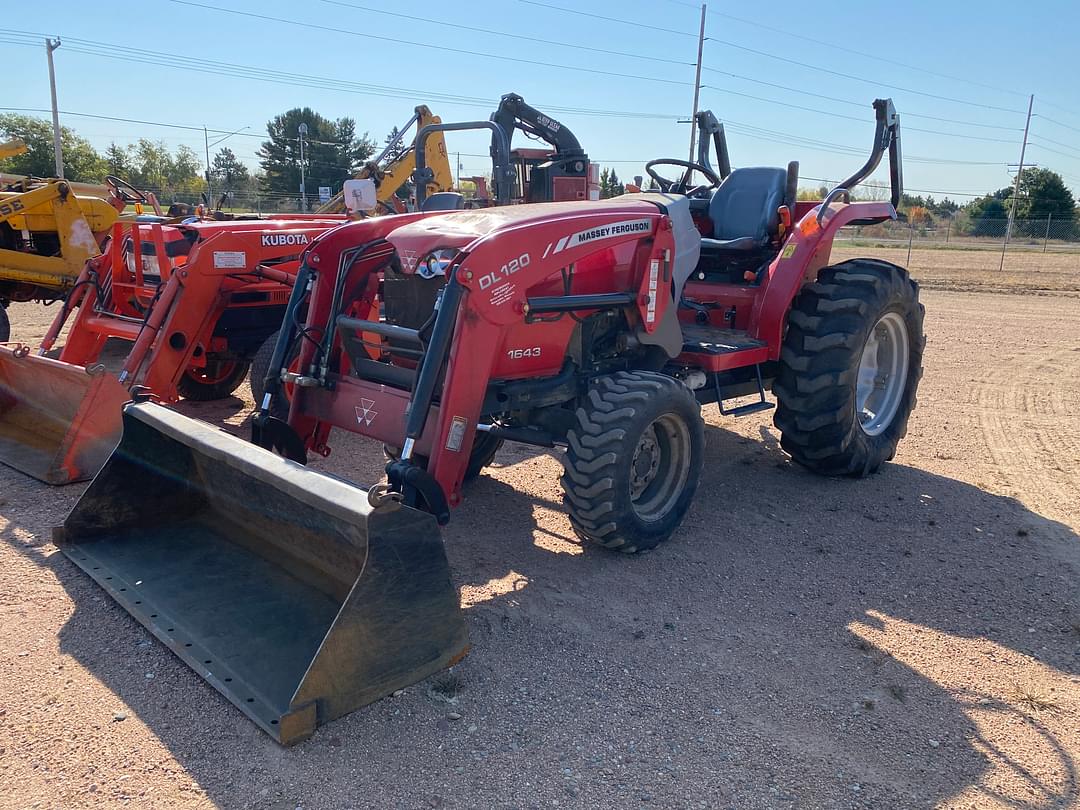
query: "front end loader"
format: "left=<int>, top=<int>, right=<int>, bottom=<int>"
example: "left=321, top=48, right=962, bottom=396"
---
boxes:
left=53, top=98, right=919, bottom=745
left=0, top=217, right=344, bottom=484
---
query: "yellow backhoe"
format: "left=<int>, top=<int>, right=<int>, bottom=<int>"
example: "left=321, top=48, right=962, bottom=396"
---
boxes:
left=316, top=105, right=452, bottom=216
left=0, top=173, right=162, bottom=340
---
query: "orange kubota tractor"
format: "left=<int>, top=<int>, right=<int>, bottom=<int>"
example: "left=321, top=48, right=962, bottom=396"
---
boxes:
left=0, top=101, right=465, bottom=485
left=50, top=99, right=920, bottom=746
left=0, top=216, right=344, bottom=484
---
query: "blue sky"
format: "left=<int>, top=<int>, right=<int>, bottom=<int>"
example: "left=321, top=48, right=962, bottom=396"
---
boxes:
left=5, top=0, right=1079, bottom=201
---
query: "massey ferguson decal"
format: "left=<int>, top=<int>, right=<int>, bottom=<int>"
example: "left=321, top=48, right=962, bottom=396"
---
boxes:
left=354, top=398, right=378, bottom=426
left=260, top=233, right=311, bottom=247
left=542, top=218, right=652, bottom=258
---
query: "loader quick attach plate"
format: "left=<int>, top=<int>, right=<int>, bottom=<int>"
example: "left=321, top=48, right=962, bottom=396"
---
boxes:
left=55, top=403, right=469, bottom=745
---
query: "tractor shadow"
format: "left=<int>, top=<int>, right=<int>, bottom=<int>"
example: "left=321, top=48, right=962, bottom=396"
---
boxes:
left=0, top=420, right=1077, bottom=807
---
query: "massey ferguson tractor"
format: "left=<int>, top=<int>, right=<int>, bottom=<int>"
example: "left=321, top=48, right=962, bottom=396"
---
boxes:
left=56, top=99, right=922, bottom=744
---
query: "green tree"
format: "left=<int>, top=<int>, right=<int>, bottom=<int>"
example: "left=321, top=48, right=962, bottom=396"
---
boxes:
left=104, top=142, right=132, bottom=179
left=966, top=194, right=1009, bottom=237
left=0, top=113, right=106, bottom=182
left=1016, top=168, right=1075, bottom=231
left=258, top=107, right=375, bottom=203
left=599, top=167, right=625, bottom=199
left=209, top=147, right=250, bottom=187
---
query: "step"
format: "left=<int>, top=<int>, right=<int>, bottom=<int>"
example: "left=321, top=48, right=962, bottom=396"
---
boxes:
left=680, top=324, right=766, bottom=356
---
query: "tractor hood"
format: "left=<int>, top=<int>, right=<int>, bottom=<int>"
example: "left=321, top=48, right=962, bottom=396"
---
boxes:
left=384, top=194, right=685, bottom=275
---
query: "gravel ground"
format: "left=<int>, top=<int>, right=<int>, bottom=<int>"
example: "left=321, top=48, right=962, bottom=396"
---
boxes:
left=0, top=280, right=1078, bottom=809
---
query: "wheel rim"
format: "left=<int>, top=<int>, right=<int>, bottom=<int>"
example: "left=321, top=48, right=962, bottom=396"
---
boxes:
left=187, top=359, right=239, bottom=386
left=629, top=413, right=692, bottom=522
left=856, top=311, right=910, bottom=437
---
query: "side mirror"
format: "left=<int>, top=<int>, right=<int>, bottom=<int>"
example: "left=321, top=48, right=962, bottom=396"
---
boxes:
left=343, top=179, right=378, bottom=215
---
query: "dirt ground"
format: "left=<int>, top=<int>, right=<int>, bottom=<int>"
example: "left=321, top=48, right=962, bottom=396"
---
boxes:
left=1, top=252, right=1078, bottom=809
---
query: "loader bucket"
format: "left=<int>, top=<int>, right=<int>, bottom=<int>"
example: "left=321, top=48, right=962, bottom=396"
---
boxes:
left=55, top=402, right=469, bottom=745
left=0, top=347, right=130, bottom=485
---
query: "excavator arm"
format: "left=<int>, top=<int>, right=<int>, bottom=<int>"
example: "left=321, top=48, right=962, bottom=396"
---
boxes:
left=316, top=106, right=453, bottom=215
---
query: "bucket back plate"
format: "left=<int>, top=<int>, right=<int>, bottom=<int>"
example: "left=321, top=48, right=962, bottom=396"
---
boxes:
left=56, top=403, right=469, bottom=745
left=0, top=348, right=129, bottom=484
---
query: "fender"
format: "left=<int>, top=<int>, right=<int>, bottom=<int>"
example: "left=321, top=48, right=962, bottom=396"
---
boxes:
left=752, top=200, right=895, bottom=356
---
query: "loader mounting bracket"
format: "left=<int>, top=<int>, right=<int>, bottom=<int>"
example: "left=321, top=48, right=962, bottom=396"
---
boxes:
left=386, top=459, right=450, bottom=525
left=252, top=413, right=307, bottom=464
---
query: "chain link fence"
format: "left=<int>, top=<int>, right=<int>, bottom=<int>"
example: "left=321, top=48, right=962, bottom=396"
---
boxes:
left=836, top=217, right=1080, bottom=256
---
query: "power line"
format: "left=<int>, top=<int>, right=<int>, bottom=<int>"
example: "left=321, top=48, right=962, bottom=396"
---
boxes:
left=0, top=33, right=688, bottom=122
left=704, top=37, right=1025, bottom=115
left=516, top=0, right=1026, bottom=114
left=702, top=84, right=1020, bottom=143
left=701, top=9, right=1028, bottom=100
left=315, top=0, right=693, bottom=68
left=1027, top=142, right=1080, bottom=161
left=701, top=68, right=1021, bottom=131
left=1032, top=113, right=1080, bottom=136
left=517, top=0, right=695, bottom=37
left=1029, top=135, right=1080, bottom=155
left=164, top=1, right=693, bottom=88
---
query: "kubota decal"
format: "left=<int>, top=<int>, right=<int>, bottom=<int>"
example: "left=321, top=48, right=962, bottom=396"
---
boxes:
left=543, top=218, right=652, bottom=258
left=261, top=233, right=310, bottom=247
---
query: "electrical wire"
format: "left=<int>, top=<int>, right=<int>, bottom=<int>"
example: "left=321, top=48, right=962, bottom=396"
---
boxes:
left=164, top=1, right=694, bottom=88
left=315, top=0, right=694, bottom=68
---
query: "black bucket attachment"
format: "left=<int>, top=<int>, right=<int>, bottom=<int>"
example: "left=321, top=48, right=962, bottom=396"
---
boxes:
left=55, top=402, right=469, bottom=745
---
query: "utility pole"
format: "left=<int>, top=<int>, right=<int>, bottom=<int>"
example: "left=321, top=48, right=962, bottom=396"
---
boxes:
left=203, top=126, right=212, bottom=203
left=1000, top=93, right=1033, bottom=271
left=298, top=122, right=309, bottom=212
left=45, top=37, right=64, bottom=179
left=687, top=4, right=706, bottom=164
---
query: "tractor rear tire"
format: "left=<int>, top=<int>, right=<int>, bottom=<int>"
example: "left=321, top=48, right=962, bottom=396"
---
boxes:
left=177, top=356, right=251, bottom=401
left=773, top=258, right=924, bottom=476
left=562, top=371, right=704, bottom=554
left=0, top=306, right=9, bottom=343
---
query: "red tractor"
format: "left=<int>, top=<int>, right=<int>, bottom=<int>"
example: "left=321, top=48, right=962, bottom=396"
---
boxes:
left=56, top=99, right=923, bottom=743
left=251, top=97, right=923, bottom=551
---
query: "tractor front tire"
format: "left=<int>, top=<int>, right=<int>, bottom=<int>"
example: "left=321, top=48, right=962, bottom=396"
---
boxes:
left=177, top=356, right=251, bottom=401
left=562, top=371, right=704, bottom=553
left=0, top=305, right=9, bottom=343
left=773, top=258, right=924, bottom=476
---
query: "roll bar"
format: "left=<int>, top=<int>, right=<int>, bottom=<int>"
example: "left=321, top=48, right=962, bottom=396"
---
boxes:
left=412, top=121, right=512, bottom=208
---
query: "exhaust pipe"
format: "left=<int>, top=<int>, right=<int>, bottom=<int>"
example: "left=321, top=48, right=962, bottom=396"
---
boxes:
left=55, top=402, right=469, bottom=745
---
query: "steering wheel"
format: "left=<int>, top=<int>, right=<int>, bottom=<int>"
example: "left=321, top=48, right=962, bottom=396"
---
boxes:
left=645, top=159, right=721, bottom=197
left=105, top=175, right=148, bottom=205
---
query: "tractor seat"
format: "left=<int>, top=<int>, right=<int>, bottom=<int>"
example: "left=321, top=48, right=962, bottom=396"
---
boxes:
left=700, top=166, right=790, bottom=253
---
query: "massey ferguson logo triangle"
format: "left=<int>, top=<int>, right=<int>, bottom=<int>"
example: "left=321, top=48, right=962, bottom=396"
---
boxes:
left=355, top=398, right=378, bottom=426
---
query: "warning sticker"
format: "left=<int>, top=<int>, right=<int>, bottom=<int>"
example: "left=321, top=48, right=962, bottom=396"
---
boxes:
left=213, top=250, right=247, bottom=269
left=445, top=416, right=468, bottom=452
left=490, top=281, right=516, bottom=308
left=780, top=243, right=797, bottom=259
